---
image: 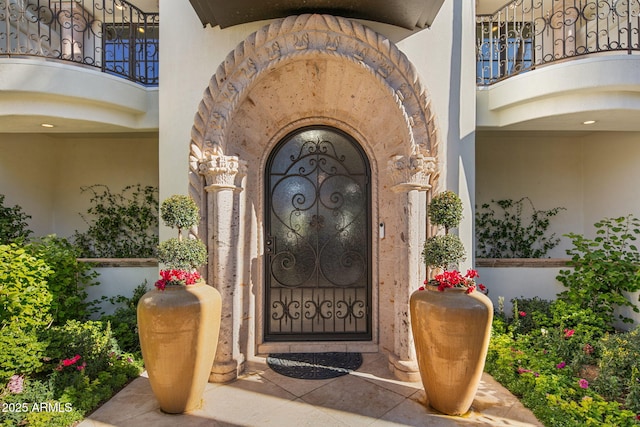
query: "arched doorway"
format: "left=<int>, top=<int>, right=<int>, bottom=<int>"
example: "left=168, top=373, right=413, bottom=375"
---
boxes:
left=189, top=14, right=440, bottom=382
left=264, top=126, right=371, bottom=341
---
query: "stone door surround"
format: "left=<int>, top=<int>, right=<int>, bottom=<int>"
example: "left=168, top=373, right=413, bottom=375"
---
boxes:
left=188, top=14, right=440, bottom=382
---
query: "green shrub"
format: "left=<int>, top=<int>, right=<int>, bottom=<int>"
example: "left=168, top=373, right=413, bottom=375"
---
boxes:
left=160, top=194, right=200, bottom=232
left=100, top=282, right=148, bottom=355
left=45, top=320, right=120, bottom=379
left=0, top=194, right=32, bottom=244
left=428, top=190, right=463, bottom=232
left=0, top=244, right=53, bottom=380
left=157, top=237, right=207, bottom=270
left=557, top=215, right=640, bottom=326
left=26, top=236, right=99, bottom=324
left=475, top=197, right=565, bottom=258
left=422, top=234, right=466, bottom=270
left=486, top=319, right=639, bottom=426
left=595, top=328, right=640, bottom=409
left=73, top=184, right=159, bottom=258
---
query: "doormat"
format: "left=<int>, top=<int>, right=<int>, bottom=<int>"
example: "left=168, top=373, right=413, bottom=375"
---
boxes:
left=266, top=352, right=363, bottom=380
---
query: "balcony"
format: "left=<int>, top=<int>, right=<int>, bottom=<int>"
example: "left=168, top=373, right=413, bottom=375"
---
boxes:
left=477, top=0, right=640, bottom=86
left=0, top=0, right=158, bottom=86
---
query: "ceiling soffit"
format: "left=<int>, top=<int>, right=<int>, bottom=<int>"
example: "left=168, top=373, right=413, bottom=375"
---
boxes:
left=188, top=0, right=445, bottom=29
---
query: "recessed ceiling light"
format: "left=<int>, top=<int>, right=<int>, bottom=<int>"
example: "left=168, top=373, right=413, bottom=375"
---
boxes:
left=41, top=123, right=55, bottom=128
left=583, top=120, right=596, bottom=125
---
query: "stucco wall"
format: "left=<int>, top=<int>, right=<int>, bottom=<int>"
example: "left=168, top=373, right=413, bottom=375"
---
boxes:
left=476, top=131, right=640, bottom=258
left=159, top=0, right=476, bottom=246
left=0, top=134, right=158, bottom=238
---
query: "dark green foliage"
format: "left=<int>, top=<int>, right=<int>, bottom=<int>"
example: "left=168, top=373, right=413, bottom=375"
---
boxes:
left=0, top=194, right=32, bottom=244
left=422, top=234, right=466, bottom=270
left=428, top=190, right=463, bottom=232
left=26, top=236, right=100, bottom=325
left=73, top=184, right=159, bottom=258
left=44, top=320, right=120, bottom=378
left=0, top=244, right=53, bottom=380
left=100, top=282, right=148, bottom=355
left=157, top=237, right=207, bottom=270
left=557, top=215, right=640, bottom=326
left=476, top=197, right=565, bottom=258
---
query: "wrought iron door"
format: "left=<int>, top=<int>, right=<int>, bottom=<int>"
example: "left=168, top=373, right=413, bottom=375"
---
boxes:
left=265, top=127, right=371, bottom=341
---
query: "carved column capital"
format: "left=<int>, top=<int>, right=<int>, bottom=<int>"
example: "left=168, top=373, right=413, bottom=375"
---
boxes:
left=198, top=151, right=246, bottom=192
left=388, top=152, right=437, bottom=192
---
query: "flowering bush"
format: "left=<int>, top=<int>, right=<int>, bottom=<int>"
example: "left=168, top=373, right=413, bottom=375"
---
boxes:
left=155, top=269, right=202, bottom=290
left=419, top=269, right=486, bottom=294
left=487, top=297, right=640, bottom=426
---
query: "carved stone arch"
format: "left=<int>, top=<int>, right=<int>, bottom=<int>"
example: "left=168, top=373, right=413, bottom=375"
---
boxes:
left=188, top=13, right=442, bottom=382
left=189, top=13, right=440, bottom=219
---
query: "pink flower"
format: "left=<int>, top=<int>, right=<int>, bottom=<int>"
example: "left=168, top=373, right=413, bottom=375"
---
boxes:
left=564, top=329, right=575, bottom=338
left=517, top=367, right=539, bottom=377
left=579, top=379, right=589, bottom=389
left=7, top=375, right=23, bottom=394
left=427, top=269, right=484, bottom=294
left=77, top=362, right=86, bottom=371
left=62, top=354, right=81, bottom=367
left=519, top=311, right=526, bottom=317
left=556, top=361, right=566, bottom=369
left=155, top=269, right=201, bottom=290
left=465, top=269, right=479, bottom=279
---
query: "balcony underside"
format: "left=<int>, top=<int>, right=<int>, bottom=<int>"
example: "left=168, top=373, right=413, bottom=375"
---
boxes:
left=476, top=56, right=640, bottom=132
left=0, top=59, right=158, bottom=133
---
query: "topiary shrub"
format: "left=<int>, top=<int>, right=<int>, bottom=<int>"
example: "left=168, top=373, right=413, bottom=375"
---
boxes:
left=160, top=194, right=199, bottom=233
left=423, top=191, right=466, bottom=271
left=428, top=190, right=463, bottom=233
left=157, top=195, right=206, bottom=272
left=0, top=244, right=53, bottom=381
left=422, top=234, right=466, bottom=271
left=157, top=237, right=207, bottom=271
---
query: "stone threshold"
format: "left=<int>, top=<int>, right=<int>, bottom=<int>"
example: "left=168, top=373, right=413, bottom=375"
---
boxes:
left=476, top=258, right=571, bottom=268
left=77, top=258, right=158, bottom=267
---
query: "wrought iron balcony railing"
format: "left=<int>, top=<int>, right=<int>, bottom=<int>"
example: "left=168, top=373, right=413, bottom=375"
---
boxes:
left=0, top=0, right=158, bottom=86
left=477, top=0, right=640, bottom=85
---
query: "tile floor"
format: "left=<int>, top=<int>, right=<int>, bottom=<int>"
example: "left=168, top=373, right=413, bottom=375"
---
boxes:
left=78, top=353, right=543, bottom=427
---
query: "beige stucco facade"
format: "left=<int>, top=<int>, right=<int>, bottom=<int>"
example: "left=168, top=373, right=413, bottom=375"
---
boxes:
left=3, top=0, right=640, bottom=384
left=158, top=1, right=476, bottom=381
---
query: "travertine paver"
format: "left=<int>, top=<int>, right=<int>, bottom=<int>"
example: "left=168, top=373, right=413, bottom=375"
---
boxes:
left=78, top=353, right=543, bottom=427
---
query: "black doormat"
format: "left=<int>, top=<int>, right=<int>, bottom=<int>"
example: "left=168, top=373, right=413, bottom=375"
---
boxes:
left=266, top=352, right=363, bottom=380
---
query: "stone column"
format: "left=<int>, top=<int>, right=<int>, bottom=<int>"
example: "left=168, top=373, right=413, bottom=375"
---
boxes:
left=387, top=152, right=436, bottom=382
left=199, top=149, right=246, bottom=383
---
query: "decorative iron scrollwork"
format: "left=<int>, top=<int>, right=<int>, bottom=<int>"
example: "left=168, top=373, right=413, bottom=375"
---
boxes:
left=265, top=127, right=371, bottom=340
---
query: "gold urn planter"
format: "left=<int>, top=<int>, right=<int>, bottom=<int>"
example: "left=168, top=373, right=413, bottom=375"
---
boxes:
left=137, top=281, right=222, bottom=414
left=410, top=285, right=493, bottom=416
